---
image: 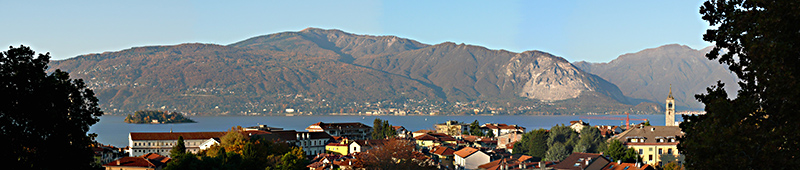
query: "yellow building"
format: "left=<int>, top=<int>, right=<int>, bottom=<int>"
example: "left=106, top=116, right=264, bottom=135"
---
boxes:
left=325, top=139, right=352, bottom=155
left=613, top=126, right=683, bottom=166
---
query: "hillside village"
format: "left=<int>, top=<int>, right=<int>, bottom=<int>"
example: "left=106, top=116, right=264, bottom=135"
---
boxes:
left=96, top=92, right=684, bottom=170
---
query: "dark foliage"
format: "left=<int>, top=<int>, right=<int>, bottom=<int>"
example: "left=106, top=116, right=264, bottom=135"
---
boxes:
left=1, top=45, right=104, bottom=169
left=372, top=118, right=396, bottom=139
left=124, top=110, right=195, bottom=124
left=512, top=129, right=548, bottom=161
left=681, top=1, right=800, bottom=169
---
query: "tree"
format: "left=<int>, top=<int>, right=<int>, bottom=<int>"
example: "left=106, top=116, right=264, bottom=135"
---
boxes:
left=643, top=120, right=651, bottom=126
left=574, top=126, right=605, bottom=153
left=371, top=118, right=397, bottom=139
left=1, top=45, right=104, bottom=169
left=682, top=1, right=800, bottom=169
left=546, top=125, right=578, bottom=155
left=605, top=140, right=639, bottom=163
left=355, top=139, right=437, bottom=170
left=544, top=142, right=569, bottom=161
left=513, top=129, right=548, bottom=161
left=170, top=136, right=187, bottom=157
left=468, top=120, right=483, bottom=136
left=221, top=126, right=248, bottom=155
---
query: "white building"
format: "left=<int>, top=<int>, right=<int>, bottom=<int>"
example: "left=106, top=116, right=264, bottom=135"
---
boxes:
left=263, top=130, right=333, bottom=156
left=480, top=123, right=526, bottom=136
left=129, top=132, right=226, bottom=157
left=454, top=147, right=490, bottom=170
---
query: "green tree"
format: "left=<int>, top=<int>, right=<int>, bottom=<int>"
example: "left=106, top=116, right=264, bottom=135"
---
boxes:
left=574, top=126, right=605, bottom=153
left=468, top=120, right=483, bottom=136
left=605, top=140, right=639, bottom=163
left=544, top=142, right=569, bottom=161
left=1, top=45, right=104, bottom=169
left=170, top=136, right=187, bottom=157
left=546, top=124, right=578, bottom=155
left=681, top=1, right=800, bottom=169
left=512, top=129, right=548, bottom=161
left=372, top=118, right=384, bottom=139
left=643, top=120, right=651, bottom=126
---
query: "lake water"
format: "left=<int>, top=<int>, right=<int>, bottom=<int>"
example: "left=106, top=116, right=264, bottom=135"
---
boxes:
left=90, top=114, right=682, bottom=147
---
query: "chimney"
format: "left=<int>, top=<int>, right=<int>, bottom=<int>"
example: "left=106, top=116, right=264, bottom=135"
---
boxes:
left=636, top=162, right=641, bottom=168
left=617, top=160, right=621, bottom=164
left=539, top=162, right=545, bottom=170
left=296, top=133, right=300, bottom=140
left=116, top=160, right=120, bottom=165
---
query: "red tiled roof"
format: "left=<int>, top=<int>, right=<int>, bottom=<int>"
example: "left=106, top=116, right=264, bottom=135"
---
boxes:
left=141, top=153, right=170, bottom=165
left=130, top=132, right=227, bottom=140
left=413, top=129, right=436, bottom=133
left=414, top=134, right=438, bottom=140
left=326, top=143, right=348, bottom=146
left=454, top=147, right=480, bottom=158
left=552, top=152, right=608, bottom=170
left=482, top=123, right=525, bottom=130
left=431, top=146, right=456, bottom=156
left=602, top=162, right=654, bottom=170
left=103, top=157, right=156, bottom=168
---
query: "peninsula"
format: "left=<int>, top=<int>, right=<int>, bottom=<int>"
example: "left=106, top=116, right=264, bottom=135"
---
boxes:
left=124, top=110, right=196, bottom=124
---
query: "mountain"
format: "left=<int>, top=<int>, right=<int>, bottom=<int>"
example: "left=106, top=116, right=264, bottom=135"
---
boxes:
left=49, top=28, right=657, bottom=115
left=574, top=44, right=738, bottom=110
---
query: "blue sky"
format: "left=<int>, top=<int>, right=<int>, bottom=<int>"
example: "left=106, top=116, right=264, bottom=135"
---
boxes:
left=1, top=0, right=710, bottom=62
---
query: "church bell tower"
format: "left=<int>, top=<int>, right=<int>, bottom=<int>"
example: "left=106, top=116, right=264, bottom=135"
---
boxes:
left=665, top=85, right=676, bottom=126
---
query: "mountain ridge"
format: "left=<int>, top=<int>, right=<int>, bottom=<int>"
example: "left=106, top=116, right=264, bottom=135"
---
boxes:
left=50, top=28, right=659, bottom=115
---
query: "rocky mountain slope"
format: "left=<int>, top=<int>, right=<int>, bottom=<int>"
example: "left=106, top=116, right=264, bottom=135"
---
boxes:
left=49, top=28, right=655, bottom=115
left=574, top=44, right=738, bottom=110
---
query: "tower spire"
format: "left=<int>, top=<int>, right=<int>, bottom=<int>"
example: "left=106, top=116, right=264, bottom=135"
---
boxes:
left=668, top=84, right=674, bottom=99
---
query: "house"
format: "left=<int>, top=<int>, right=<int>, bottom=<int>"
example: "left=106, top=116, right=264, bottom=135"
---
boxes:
left=610, top=126, right=683, bottom=166
left=595, top=125, right=623, bottom=138
left=306, top=122, right=372, bottom=140
left=103, top=153, right=170, bottom=170
left=551, top=152, right=611, bottom=170
left=325, top=138, right=352, bottom=155
left=481, top=123, right=526, bottom=137
left=413, top=129, right=437, bottom=138
left=569, top=120, right=589, bottom=133
left=477, top=154, right=536, bottom=170
left=454, top=147, right=491, bottom=170
left=128, top=131, right=227, bottom=157
left=430, top=146, right=456, bottom=169
left=601, top=162, right=654, bottom=170
left=414, top=133, right=457, bottom=148
left=435, top=120, right=470, bottom=136
left=198, top=138, right=220, bottom=150
left=393, top=126, right=411, bottom=138
left=497, top=131, right=524, bottom=149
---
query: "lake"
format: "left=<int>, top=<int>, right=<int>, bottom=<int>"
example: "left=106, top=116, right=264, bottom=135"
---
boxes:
left=89, top=114, right=682, bottom=147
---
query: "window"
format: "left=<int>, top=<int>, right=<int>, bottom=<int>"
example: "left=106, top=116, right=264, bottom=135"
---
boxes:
left=658, top=148, right=663, bottom=154
left=649, top=155, right=653, bottom=161
left=574, top=163, right=581, bottom=166
left=639, top=149, right=643, bottom=154
left=668, top=148, right=673, bottom=154
left=649, top=148, right=653, bottom=151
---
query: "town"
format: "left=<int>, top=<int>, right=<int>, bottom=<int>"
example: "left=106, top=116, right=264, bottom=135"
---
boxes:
left=91, top=91, right=684, bottom=170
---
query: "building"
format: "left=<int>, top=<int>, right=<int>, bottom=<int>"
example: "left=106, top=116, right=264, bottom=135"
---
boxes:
left=430, top=146, right=456, bottom=169
left=596, top=125, right=624, bottom=138
left=477, top=155, right=536, bottom=170
left=413, top=129, right=437, bottom=138
left=665, top=86, right=677, bottom=126
left=263, top=130, right=333, bottom=156
left=128, top=132, right=227, bottom=157
left=481, top=123, right=526, bottom=137
left=611, top=125, right=683, bottom=166
left=306, top=122, right=372, bottom=140
left=414, top=133, right=457, bottom=148
left=393, top=126, right=411, bottom=138
left=325, top=138, right=352, bottom=155
left=552, top=152, right=611, bottom=170
left=601, top=162, right=654, bottom=170
left=435, top=120, right=470, bottom=136
left=454, top=147, right=491, bottom=170
left=569, top=120, right=589, bottom=133
left=103, top=153, right=170, bottom=170
left=497, top=131, right=524, bottom=149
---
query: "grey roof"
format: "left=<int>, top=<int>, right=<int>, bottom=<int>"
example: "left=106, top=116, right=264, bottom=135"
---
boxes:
left=613, top=126, right=683, bottom=144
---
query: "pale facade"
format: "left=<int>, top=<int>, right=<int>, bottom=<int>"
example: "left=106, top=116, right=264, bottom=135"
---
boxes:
left=128, top=132, right=226, bottom=157
left=454, top=147, right=490, bottom=170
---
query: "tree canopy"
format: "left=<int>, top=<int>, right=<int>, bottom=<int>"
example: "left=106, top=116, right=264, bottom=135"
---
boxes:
left=372, top=118, right=396, bottom=139
left=1, top=45, right=104, bottom=169
left=605, top=139, right=639, bottom=163
left=681, top=1, right=800, bottom=169
left=170, top=136, right=187, bottom=157
left=512, top=129, right=548, bottom=161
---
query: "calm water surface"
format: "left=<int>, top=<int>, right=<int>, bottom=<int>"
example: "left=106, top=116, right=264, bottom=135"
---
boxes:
left=90, top=114, right=681, bottom=147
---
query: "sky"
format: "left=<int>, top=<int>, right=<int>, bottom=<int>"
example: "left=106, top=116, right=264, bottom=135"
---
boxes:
left=1, top=1, right=711, bottom=62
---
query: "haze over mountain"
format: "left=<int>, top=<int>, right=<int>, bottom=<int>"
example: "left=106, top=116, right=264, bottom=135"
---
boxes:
left=49, top=28, right=658, bottom=115
left=573, top=44, right=738, bottom=110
